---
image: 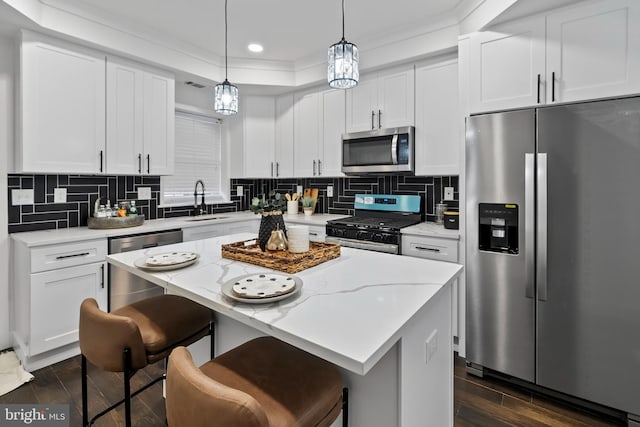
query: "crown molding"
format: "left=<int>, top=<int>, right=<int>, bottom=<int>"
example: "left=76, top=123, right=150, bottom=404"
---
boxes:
left=2, top=0, right=518, bottom=89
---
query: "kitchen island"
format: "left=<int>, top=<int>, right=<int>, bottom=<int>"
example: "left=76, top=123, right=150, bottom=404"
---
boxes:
left=106, top=233, right=463, bottom=427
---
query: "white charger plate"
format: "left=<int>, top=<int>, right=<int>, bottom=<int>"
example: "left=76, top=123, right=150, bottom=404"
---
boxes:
left=144, top=251, right=198, bottom=266
left=221, top=273, right=303, bottom=304
left=134, top=254, right=199, bottom=271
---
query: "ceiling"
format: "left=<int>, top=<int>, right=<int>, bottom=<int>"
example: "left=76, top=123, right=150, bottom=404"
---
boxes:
left=43, top=0, right=464, bottom=63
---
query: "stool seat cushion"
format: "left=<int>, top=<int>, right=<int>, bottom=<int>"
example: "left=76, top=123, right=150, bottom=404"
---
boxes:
left=112, top=295, right=212, bottom=363
left=201, top=337, right=342, bottom=426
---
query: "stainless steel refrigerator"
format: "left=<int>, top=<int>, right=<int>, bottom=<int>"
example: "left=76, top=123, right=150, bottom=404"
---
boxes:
left=465, top=96, right=640, bottom=420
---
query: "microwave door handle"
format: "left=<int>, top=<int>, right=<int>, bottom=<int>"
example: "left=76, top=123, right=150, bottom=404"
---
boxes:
left=391, top=134, right=398, bottom=164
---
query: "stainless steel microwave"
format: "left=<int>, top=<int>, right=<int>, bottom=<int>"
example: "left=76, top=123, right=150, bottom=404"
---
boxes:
left=341, top=126, right=415, bottom=174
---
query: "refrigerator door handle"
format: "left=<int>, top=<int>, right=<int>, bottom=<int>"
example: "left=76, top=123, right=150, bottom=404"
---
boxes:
left=525, top=153, right=535, bottom=299
left=537, top=153, right=548, bottom=301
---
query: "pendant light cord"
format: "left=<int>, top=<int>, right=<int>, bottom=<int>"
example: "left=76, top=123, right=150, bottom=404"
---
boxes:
left=224, top=0, right=228, bottom=80
left=341, top=0, right=345, bottom=40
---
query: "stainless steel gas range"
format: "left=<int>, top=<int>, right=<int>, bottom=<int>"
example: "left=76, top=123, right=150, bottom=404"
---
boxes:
left=326, top=194, right=423, bottom=254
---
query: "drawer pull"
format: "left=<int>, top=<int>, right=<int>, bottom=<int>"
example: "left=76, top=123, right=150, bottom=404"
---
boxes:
left=415, top=246, right=440, bottom=253
left=55, top=252, right=90, bottom=260
left=309, top=232, right=319, bottom=236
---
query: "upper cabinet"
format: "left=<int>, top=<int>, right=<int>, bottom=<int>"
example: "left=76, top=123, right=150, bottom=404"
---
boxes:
left=346, top=65, right=414, bottom=132
left=415, top=59, right=460, bottom=176
left=468, top=0, right=640, bottom=113
left=18, top=31, right=106, bottom=174
left=106, top=57, right=175, bottom=175
left=546, top=0, right=640, bottom=103
left=294, top=87, right=345, bottom=177
left=275, top=94, right=295, bottom=178
left=469, top=17, right=545, bottom=113
left=17, top=31, right=175, bottom=175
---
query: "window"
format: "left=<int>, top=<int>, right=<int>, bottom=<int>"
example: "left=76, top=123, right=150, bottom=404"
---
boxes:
left=161, top=111, right=228, bottom=206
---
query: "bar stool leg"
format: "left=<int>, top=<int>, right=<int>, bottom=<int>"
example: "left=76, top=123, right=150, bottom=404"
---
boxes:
left=209, top=321, right=215, bottom=358
left=342, top=387, right=349, bottom=427
left=81, top=355, right=88, bottom=427
left=123, top=348, right=132, bottom=427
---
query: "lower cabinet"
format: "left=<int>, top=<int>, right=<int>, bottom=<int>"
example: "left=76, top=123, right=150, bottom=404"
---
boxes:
left=12, top=238, right=108, bottom=370
left=401, top=234, right=461, bottom=339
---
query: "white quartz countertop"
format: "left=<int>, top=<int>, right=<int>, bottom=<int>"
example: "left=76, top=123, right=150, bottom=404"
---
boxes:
left=107, top=233, right=462, bottom=375
left=401, top=221, right=460, bottom=240
left=10, top=212, right=348, bottom=247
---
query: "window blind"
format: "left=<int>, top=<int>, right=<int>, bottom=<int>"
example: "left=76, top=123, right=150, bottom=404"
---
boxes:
left=161, top=112, right=224, bottom=206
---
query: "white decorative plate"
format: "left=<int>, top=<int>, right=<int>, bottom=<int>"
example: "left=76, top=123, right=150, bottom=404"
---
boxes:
left=134, top=254, right=199, bottom=271
left=221, top=274, right=302, bottom=304
left=145, top=252, right=198, bottom=266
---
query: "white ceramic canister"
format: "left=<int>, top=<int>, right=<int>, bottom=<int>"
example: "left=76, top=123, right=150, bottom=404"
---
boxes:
left=287, top=225, right=310, bottom=253
left=287, top=200, right=299, bottom=215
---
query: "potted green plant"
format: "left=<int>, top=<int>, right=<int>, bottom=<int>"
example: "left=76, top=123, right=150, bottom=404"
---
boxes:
left=250, top=191, right=287, bottom=251
left=301, top=196, right=314, bottom=216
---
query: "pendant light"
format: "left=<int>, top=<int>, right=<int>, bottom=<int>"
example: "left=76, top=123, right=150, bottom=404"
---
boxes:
left=328, top=0, right=359, bottom=89
left=214, top=0, right=238, bottom=115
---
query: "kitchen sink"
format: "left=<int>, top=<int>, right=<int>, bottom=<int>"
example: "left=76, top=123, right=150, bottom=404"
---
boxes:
left=184, top=215, right=229, bottom=222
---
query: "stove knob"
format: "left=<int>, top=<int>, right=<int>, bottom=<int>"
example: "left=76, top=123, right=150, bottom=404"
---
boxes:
left=356, top=230, right=369, bottom=240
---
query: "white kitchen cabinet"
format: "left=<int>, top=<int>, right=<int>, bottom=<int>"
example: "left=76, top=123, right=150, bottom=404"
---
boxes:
left=142, top=69, right=175, bottom=175
left=546, top=0, right=640, bottom=103
left=237, top=96, right=276, bottom=178
left=293, top=90, right=321, bottom=177
left=12, top=238, right=108, bottom=370
left=306, top=225, right=326, bottom=242
left=469, top=16, right=546, bottom=113
left=294, top=88, right=345, bottom=177
left=415, top=59, right=460, bottom=176
left=346, top=65, right=414, bottom=132
left=401, top=234, right=460, bottom=338
left=18, top=30, right=106, bottom=174
left=182, top=220, right=258, bottom=242
left=275, top=94, right=295, bottom=178
left=321, top=89, right=346, bottom=177
left=106, top=57, right=175, bottom=175
left=468, top=0, right=640, bottom=113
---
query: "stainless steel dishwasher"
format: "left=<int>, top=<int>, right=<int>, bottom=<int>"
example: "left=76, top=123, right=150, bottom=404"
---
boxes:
left=108, top=229, right=183, bottom=311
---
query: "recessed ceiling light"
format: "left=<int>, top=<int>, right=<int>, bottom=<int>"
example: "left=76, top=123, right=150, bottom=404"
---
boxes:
left=247, top=43, right=264, bottom=53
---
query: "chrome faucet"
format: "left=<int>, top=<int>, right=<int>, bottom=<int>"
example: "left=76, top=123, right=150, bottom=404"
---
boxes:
left=194, top=180, right=206, bottom=215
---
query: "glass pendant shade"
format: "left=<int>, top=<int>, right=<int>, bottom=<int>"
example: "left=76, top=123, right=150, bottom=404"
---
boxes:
left=214, top=79, right=238, bottom=115
left=328, top=38, right=359, bottom=89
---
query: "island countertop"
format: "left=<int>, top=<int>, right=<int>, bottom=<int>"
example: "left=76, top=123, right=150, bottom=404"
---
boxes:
left=106, top=232, right=463, bottom=375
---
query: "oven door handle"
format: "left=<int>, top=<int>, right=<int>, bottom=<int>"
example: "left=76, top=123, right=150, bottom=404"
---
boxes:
left=326, top=236, right=398, bottom=254
left=391, top=134, right=399, bottom=165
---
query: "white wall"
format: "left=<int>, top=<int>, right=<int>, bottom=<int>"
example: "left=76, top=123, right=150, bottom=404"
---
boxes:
left=0, top=34, right=15, bottom=349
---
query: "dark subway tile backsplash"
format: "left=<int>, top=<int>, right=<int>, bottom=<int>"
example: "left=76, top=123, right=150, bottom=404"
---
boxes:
left=7, top=174, right=459, bottom=233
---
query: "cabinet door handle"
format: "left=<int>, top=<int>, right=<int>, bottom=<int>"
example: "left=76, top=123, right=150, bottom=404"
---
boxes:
left=415, top=246, right=440, bottom=253
left=318, top=159, right=322, bottom=175
left=99, top=150, right=103, bottom=173
left=55, top=252, right=90, bottom=260
left=138, top=153, right=142, bottom=174
left=276, top=162, right=279, bottom=177
left=309, top=232, right=319, bottom=236
left=146, top=154, right=150, bottom=174
left=537, top=74, right=541, bottom=103
left=100, top=264, right=105, bottom=289
left=313, top=160, right=317, bottom=176
left=271, top=162, right=274, bottom=177
left=551, top=71, right=556, bottom=102
left=371, top=110, right=375, bottom=130
left=378, top=109, right=382, bottom=128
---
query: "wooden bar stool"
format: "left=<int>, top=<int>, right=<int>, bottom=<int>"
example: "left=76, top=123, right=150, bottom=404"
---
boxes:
left=79, top=295, right=214, bottom=427
left=166, top=337, right=348, bottom=427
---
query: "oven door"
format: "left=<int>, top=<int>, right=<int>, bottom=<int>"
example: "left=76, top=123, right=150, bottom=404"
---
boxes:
left=342, top=126, right=414, bottom=174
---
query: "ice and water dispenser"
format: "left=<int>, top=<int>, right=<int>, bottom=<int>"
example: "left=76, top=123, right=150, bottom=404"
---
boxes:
left=478, top=203, right=519, bottom=255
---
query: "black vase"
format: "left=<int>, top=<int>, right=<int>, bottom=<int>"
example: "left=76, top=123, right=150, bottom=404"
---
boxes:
left=258, top=212, right=286, bottom=251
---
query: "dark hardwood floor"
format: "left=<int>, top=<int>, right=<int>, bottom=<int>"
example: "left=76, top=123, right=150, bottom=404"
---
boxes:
left=0, top=353, right=627, bottom=426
